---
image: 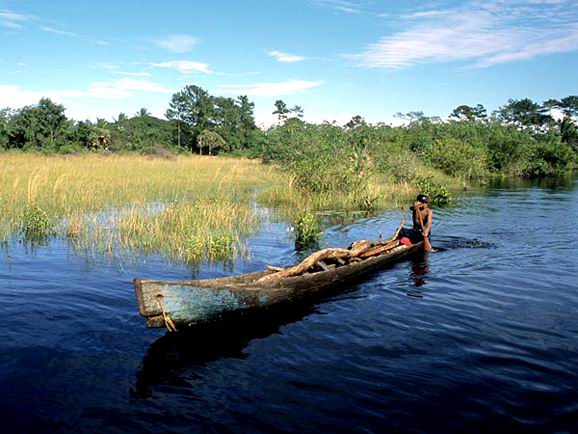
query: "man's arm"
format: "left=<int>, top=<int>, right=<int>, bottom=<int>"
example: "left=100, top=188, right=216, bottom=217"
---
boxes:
left=422, top=209, right=433, bottom=236
left=413, top=202, right=423, bottom=226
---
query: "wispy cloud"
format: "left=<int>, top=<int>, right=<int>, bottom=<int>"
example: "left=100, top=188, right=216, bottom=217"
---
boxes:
left=95, top=62, right=152, bottom=77
left=313, top=0, right=363, bottom=14
left=114, top=71, right=152, bottom=78
left=77, top=78, right=171, bottom=99
left=40, top=25, right=79, bottom=37
left=155, top=34, right=199, bottom=53
left=95, top=62, right=119, bottom=70
left=150, top=60, right=211, bottom=74
left=350, top=0, right=578, bottom=69
left=0, top=9, right=30, bottom=29
left=268, top=50, right=306, bottom=63
left=218, top=80, right=323, bottom=97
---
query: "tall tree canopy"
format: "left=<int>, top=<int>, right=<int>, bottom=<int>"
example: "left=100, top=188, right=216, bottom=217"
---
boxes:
left=559, top=95, right=578, bottom=119
left=166, top=85, right=258, bottom=153
left=273, top=100, right=290, bottom=121
left=6, top=98, right=69, bottom=148
left=450, top=104, right=487, bottom=121
left=498, top=98, right=552, bottom=129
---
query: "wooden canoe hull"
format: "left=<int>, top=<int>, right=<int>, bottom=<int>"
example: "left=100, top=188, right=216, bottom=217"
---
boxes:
left=134, top=242, right=422, bottom=328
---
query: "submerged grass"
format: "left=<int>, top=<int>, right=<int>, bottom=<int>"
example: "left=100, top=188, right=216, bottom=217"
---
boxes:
left=0, top=153, right=283, bottom=261
left=0, top=152, right=461, bottom=263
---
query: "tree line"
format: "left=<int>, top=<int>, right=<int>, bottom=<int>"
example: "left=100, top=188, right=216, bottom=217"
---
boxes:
left=0, top=85, right=261, bottom=155
left=260, top=96, right=578, bottom=203
left=0, top=88, right=576, bottom=180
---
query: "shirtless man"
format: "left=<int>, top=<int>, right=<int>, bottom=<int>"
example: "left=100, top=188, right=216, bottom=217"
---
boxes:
left=410, top=194, right=433, bottom=252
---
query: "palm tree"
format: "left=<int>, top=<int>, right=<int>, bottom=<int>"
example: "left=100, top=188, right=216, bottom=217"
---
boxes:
left=136, top=108, right=150, bottom=117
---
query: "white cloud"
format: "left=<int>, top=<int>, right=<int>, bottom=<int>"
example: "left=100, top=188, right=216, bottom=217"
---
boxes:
left=268, top=50, right=306, bottom=63
left=155, top=34, right=199, bottom=53
left=95, top=63, right=152, bottom=77
left=218, top=80, right=323, bottom=97
left=95, top=62, right=118, bottom=70
left=40, top=26, right=79, bottom=37
left=0, top=85, right=44, bottom=107
left=92, top=39, right=111, bottom=46
left=350, top=0, right=578, bottom=69
left=0, top=80, right=173, bottom=121
left=477, top=29, right=578, bottom=67
left=151, top=60, right=211, bottom=74
left=0, top=79, right=171, bottom=108
left=0, top=9, right=29, bottom=29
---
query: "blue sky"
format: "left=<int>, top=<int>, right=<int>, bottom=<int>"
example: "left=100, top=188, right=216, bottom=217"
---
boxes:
left=1, top=0, right=577, bottom=126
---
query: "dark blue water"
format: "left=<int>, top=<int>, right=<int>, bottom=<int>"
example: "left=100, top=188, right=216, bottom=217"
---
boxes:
left=1, top=176, right=578, bottom=433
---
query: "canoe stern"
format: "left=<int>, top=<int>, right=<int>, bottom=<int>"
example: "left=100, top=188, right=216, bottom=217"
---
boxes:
left=134, top=278, right=268, bottom=328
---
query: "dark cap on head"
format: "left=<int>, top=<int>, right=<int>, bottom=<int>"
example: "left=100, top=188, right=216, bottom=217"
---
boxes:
left=416, top=194, right=429, bottom=203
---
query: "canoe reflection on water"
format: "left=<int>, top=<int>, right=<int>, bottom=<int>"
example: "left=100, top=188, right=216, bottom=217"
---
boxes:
left=410, top=252, right=430, bottom=288
left=131, top=302, right=318, bottom=399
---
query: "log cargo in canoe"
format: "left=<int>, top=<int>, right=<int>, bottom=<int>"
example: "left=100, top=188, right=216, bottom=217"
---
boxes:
left=133, top=222, right=422, bottom=330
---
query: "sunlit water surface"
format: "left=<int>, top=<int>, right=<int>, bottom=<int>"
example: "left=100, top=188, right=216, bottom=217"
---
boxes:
left=1, top=176, right=577, bottom=433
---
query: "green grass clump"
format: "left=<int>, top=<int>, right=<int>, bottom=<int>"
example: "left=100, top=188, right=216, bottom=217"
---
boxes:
left=20, top=204, right=54, bottom=241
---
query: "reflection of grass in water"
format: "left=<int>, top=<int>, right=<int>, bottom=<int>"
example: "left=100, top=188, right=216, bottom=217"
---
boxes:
left=0, top=153, right=282, bottom=261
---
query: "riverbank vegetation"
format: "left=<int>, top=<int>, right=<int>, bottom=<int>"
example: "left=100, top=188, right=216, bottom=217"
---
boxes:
left=1, top=88, right=577, bottom=260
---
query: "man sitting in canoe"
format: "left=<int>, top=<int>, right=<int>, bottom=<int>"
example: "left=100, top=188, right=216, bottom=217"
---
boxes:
left=409, top=194, right=433, bottom=252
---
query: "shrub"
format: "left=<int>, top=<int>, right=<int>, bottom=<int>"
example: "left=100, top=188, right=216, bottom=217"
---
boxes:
left=414, top=176, right=452, bottom=205
left=428, top=137, right=488, bottom=179
left=56, top=143, right=83, bottom=154
left=522, top=139, right=575, bottom=177
left=143, top=143, right=176, bottom=160
left=264, top=121, right=372, bottom=195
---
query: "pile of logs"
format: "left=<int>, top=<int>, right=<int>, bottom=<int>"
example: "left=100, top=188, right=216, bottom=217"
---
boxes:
left=258, top=221, right=405, bottom=284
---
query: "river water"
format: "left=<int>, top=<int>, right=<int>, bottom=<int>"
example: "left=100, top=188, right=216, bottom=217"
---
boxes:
left=1, top=176, right=577, bottom=433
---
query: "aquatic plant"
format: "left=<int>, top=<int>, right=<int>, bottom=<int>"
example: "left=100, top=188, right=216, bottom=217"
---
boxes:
left=20, top=204, right=54, bottom=241
left=293, top=211, right=323, bottom=251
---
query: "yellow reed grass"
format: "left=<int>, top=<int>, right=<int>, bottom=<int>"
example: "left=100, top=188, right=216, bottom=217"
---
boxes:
left=0, top=152, right=458, bottom=260
left=0, top=152, right=284, bottom=260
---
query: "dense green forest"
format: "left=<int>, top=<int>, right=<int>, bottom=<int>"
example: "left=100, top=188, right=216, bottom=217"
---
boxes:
left=1, top=87, right=577, bottom=193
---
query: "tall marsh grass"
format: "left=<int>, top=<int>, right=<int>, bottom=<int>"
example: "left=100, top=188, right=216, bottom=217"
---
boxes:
left=0, top=152, right=459, bottom=263
left=0, top=153, right=283, bottom=261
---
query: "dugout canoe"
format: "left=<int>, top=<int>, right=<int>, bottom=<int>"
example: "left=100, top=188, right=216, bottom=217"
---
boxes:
left=134, top=228, right=423, bottom=330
